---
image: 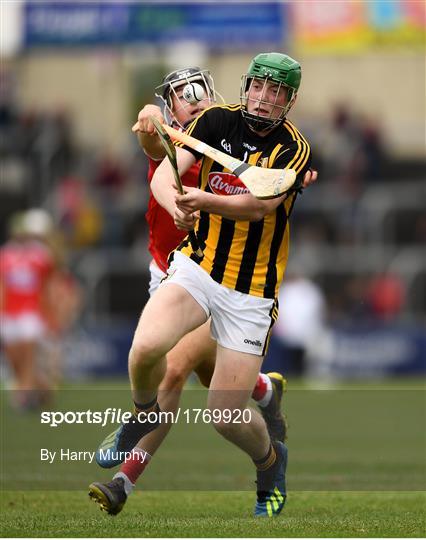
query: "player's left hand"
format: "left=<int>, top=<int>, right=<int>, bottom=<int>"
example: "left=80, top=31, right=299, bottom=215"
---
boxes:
left=132, top=104, right=165, bottom=135
left=175, top=186, right=208, bottom=213
left=302, top=168, right=318, bottom=188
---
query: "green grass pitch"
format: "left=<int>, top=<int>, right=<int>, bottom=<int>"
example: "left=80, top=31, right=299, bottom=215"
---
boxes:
left=1, top=378, right=425, bottom=537
left=1, top=490, right=425, bottom=537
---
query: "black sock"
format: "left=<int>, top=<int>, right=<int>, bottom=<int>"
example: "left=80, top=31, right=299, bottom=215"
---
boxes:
left=133, top=397, right=158, bottom=415
left=253, top=442, right=277, bottom=471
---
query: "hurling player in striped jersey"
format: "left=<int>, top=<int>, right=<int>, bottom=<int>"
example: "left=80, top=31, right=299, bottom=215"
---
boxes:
left=89, top=60, right=317, bottom=517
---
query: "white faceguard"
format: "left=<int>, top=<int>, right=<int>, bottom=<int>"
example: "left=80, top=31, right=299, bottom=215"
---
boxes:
left=155, top=68, right=217, bottom=129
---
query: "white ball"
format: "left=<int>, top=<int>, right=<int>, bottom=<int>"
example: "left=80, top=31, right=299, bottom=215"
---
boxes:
left=182, top=82, right=206, bottom=104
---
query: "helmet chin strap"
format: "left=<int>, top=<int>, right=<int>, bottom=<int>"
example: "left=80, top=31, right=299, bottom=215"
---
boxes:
left=242, top=92, right=297, bottom=133
left=243, top=112, right=278, bottom=133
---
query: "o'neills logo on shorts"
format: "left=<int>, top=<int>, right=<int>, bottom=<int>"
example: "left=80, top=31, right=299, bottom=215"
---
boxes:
left=208, top=172, right=250, bottom=196
left=244, top=339, right=262, bottom=347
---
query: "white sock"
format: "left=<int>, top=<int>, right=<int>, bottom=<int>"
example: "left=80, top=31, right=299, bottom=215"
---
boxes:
left=257, top=374, right=273, bottom=407
left=113, top=472, right=134, bottom=496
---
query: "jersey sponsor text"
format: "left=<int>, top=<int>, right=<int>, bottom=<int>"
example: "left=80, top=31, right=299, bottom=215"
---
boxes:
left=208, top=172, right=250, bottom=196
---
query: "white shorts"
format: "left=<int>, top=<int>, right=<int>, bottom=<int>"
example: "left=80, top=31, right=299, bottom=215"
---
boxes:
left=148, top=260, right=167, bottom=297
left=0, top=312, right=47, bottom=345
left=162, top=252, right=276, bottom=356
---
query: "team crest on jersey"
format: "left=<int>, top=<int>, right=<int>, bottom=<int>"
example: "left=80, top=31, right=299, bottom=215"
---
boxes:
left=208, top=172, right=250, bottom=196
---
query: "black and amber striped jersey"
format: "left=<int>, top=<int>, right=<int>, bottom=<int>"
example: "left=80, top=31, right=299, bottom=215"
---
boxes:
left=174, top=104, right=312, bottom=299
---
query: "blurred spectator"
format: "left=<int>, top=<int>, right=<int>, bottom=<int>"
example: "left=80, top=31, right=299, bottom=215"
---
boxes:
left=358, top=114, right=387, bottom=183
left=367, top=272, right=405, bottom=321
left=41, top=228, right=83, bottom=390
left=321, top=104, right=387, bottom=196
left=0, top=209, right=82, bottom=410
left=343, top=275, right=371, bottom=321
left=272, top=272, right=327, bottom=375
left=32, top=109, right=75, bottom=178
left=0, top=210, right=56, bottom=409
left=94, top=152, right=128, bottom=197
left=55, top=175, right=103, bottom=248
left=321, top=104, right=363, bottom=194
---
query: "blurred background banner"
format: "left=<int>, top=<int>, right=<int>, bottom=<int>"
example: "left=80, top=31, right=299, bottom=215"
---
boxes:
left=292, top=0, right=426, bottom=54
left=24, top=2, right=285, bottom=51
left=61, top=322, right=426, bottom=379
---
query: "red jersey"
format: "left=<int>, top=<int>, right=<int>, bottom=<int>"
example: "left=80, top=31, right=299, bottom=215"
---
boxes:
left=145, top=157, right=200, bottom=272
left=0, top=240, right=54, bottom=316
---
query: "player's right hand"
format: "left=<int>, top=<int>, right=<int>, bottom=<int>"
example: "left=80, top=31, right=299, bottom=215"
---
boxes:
left=174, top=207, right=199, bottom=231
left=132, top=105, right=165, bottom=135
left=302, top=168, right=318, bottom=188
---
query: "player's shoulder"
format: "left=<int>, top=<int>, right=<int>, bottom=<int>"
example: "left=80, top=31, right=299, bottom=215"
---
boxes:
left=211, top=103, right=241, bottom=117
left=281, top=119, right=310, bottom=146
left=187, top=104, right=241, bottom=136
left=212, top=103, right=241, bottom=112
left=195, top=103, right=241, bottom=122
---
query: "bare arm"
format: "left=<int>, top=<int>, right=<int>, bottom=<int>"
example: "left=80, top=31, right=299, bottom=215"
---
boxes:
left=176, top=189, right=285, bottom=221
left=151, top=146, right=197, bottom=217
left=131, top=104, right=167, bottom=160
left=175, top=168, right=318, bottom=221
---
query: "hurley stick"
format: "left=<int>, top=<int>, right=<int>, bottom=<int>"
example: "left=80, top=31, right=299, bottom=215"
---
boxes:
left=149, top=116, right=203, bottom=258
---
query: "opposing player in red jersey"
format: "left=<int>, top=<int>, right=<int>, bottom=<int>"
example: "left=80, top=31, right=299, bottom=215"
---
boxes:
left=89, top=67, right=318, bottom=515
left=0, top=210, right=55, bottom=409
left=141, top=69, right=215, bottom=281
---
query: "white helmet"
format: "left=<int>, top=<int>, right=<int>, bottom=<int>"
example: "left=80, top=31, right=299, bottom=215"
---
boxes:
left=22, top=209, right=54, bottom=237
left=155, top=67, right=217, bottom=128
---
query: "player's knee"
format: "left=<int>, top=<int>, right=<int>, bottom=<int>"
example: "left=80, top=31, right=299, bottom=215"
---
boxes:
left=211, top=418, right=238, bottom=439
left=129, top=337, right=164, bottom=366
left=161, top=364, right=188, bottom=392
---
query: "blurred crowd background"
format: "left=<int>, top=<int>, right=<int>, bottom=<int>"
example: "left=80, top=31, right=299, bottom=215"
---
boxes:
left=0, top=1, right=425, bottom=394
